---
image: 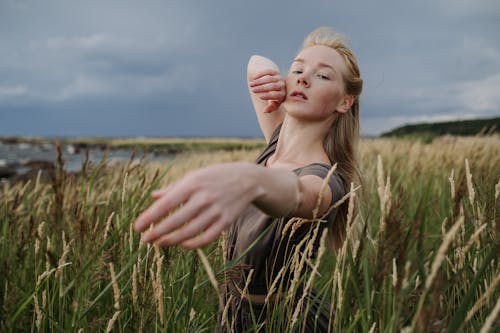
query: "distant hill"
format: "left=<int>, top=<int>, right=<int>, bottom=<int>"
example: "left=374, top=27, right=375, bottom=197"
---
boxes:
left=381, top=117, right=500, bottom=137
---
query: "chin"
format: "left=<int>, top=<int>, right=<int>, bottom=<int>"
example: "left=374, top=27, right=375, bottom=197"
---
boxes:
left=285, top=104, right=330, bottom=122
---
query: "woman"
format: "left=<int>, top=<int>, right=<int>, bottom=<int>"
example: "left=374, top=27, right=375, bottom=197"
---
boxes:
left=134, top=27, right=363, bottom=332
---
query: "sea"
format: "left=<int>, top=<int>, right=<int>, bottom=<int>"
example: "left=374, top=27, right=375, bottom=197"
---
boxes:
left=0, top=141, right=170, bottom=175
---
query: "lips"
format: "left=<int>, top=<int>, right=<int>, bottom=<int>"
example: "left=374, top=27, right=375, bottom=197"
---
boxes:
left=290, top=90, right=308, bottom=100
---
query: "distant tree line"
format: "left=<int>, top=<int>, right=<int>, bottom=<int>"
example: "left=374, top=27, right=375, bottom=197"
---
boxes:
left=381, top=117, right=500, bottom=137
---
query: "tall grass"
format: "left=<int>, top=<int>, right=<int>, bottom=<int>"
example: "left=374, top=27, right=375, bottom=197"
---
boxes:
left=1, top=136, right=498, bottom=332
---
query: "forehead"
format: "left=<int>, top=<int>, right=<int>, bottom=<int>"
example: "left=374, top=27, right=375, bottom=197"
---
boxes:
left=294, top=45, right=346, bottom=72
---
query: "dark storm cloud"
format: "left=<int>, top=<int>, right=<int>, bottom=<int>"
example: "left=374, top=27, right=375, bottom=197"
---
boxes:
left=1, top=0, right=499, bottom=137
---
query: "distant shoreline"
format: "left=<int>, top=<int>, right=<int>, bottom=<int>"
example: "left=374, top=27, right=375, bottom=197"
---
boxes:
left=0, top=136, right=267, bottom=154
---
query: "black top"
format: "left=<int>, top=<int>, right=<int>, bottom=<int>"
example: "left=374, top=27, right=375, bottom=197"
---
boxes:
left=225, top=124, right=347, bottom=295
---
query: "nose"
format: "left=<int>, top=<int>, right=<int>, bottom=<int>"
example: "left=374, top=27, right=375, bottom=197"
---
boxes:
left=296, top=73, right=309, bottom=87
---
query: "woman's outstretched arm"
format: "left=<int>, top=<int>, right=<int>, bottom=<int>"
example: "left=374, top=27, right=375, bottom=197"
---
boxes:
left=134, top=162, right=332, bottom=249
left=247, top=55, right=286, bottom=143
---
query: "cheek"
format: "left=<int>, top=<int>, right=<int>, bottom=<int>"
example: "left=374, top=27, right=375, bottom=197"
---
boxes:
left=318, top=90, right=341, bottom=112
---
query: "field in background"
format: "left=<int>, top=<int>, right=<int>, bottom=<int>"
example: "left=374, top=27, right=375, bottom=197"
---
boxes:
left=1, top=135, right=499, bottom=332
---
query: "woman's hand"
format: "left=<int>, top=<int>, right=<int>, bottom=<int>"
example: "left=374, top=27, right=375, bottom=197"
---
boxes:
left=134, top=162, right=261, bottom=249
left=249, top=69, right=286, bottom=113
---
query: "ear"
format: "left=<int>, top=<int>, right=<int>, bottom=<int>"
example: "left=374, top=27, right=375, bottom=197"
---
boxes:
left=336, top=95, right=354, bottom=114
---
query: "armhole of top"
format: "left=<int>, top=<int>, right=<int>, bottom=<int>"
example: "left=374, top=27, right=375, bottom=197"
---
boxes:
left=297, top=164, right=346, bottom=206
left=256, top=123, right=282, bottom=165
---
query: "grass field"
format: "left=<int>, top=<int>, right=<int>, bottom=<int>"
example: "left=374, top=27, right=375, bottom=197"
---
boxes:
left=1, top=135, right=499, bottom=332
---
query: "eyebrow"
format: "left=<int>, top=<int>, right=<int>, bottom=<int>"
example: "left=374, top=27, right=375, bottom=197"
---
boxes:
left=292, top=58, right=338, bottom=74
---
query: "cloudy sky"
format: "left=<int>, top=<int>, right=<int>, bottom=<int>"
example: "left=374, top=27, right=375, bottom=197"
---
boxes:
left=1, top=0, right=499, bottom=137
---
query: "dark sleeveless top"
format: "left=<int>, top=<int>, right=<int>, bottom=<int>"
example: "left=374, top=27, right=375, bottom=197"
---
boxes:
left=225, top=124, right=346, bottom=297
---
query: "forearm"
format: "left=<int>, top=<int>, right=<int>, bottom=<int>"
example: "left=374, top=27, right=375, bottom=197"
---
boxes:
left=247, top=55, right=285, bottom=142
left=240, top=162, right=301, bottom=217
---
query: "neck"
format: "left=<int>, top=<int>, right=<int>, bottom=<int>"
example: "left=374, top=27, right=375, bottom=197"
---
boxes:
left=269, top=115, right=334, bottom=169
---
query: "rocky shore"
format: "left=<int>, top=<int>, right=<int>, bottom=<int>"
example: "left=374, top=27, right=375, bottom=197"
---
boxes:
left=0, top=139, right=159, bottom=184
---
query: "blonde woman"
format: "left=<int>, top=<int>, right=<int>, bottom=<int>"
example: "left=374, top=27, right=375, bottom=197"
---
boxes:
left=134, top=27, right=363, bottom=332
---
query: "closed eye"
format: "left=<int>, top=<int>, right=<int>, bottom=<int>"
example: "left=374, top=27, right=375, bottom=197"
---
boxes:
left=317, top=73, right=330, bottom=80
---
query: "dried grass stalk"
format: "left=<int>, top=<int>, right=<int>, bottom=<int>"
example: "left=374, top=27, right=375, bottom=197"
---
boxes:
left=411, top=213, right=463, bottom=330
left=448, top=169, right=455, bottom=200
left=265, top=266, right=285, bottom=305
left=105, top=310, right=121, bottom=333
left=426, top=215, right=463, bottom=290
left=291, top=229, right=328, bottom=328
left=495, top=178, right=500, bottom=200
left=465, top=159, right=475, bottom=207
left=34, top=294, right=42, bottom=331
left=197, top=248, right=223, bottom=309
left=460, top=224, right=487, bottom=266
left=220, top=294, right=233, bottom=332
left=103, top=211, right=116, bottom=241
left=35, top=221, right=45, bottom=257
left=132, top=263, right=138, bottom=307
left=479, top=296, right=500, bottom=333
left=466, top=274, right=500, bottom=323
left=312, top=163, right=337, bottom=219
left=109, top=263, right=120, bottom=310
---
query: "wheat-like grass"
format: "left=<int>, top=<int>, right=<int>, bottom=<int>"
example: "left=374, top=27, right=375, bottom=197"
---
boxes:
left=495, top=178, right=500, bottom=200
left=287, top=234, right=311, bottom=301
left=132, top=263, right=138, bottom=307
left=153, top=244, right=164, bottom=324
left=312, top=163, right=337, bottom=219
left=239, top=268, right=254, bottom=306
left=105, top=310, right=121, bottom=333
left=197, top=248, right=223, bottom=309
left=448, top=169, right=455, bottom=200
left=411, top=213, right=464, bottom=330
left=220, top=294, right=233, bottom=332
left=466, top=274, right=500, bottom=323
left=392, top=258, right=397, bottom=288
left=34, top=293, right=42, bottom=331
left=292, top=229, right=328, bottom=329
left=465, top=159, right=475, bottom=208
left=460, top=223, right=488, bottom=266
left=2, top=135, right=499, bottom=331
left=103, top=211, right=115, bottom=241
left=108, top=263, right=120, bottom=310
left=479, top=296, right=500, bottom=333
left=35, top=221, right=45, bottom=257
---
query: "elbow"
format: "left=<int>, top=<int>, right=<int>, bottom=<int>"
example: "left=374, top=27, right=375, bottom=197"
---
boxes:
left=247, top=55, right=263, bottom=79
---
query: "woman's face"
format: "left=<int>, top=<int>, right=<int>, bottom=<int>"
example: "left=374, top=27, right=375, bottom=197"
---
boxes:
left=283, top=45, right=350, bottom=122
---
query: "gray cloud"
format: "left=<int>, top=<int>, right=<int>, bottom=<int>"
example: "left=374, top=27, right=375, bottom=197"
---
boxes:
left=1, top=0, right=499, bottom=137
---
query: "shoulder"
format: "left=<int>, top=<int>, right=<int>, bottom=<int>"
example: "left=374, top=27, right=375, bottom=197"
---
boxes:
left=296, top=163, right=347, bottom=206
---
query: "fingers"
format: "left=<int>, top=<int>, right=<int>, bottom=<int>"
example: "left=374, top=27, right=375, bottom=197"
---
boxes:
left=249, top=74, right=285, bottom=106
left=249, top=69, right=280, bottom=82
left=155, top=206, right=221, bottom=247
left=249, top=75, right=283, bottom=90
left=181, top=220, right=227, bottom=249
left=250, top=82, right=285, bottom=95
left=140, top=190, right=212, bottom=242
left=134, top=181, right=189, bottom=232
left=151, top=188, right=168, bottom=199
left=263, top=101, right=281, bottom=114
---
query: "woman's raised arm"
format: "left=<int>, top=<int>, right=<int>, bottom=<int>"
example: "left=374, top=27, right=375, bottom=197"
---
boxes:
left=247, top=55, right=286, bottom=143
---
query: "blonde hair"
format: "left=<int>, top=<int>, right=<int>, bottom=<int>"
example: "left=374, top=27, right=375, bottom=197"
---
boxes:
left=303, top=27, right=363, bottom=250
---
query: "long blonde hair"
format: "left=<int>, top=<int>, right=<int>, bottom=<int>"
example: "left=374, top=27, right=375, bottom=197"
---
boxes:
left=303, top=27, right=363, bottom=250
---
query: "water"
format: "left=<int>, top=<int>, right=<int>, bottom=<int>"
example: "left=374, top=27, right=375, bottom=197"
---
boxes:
left=0, top=141, right=171, bottom=174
